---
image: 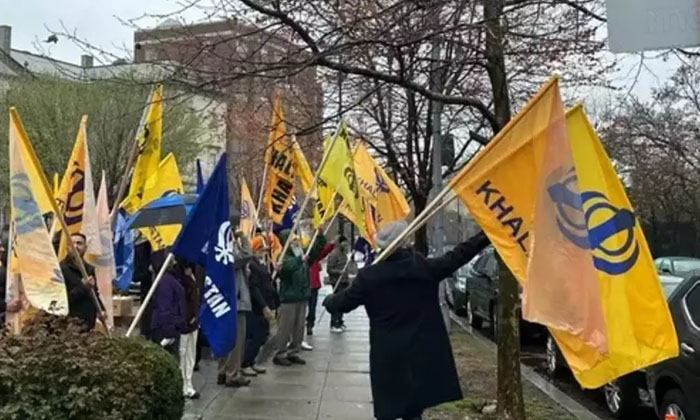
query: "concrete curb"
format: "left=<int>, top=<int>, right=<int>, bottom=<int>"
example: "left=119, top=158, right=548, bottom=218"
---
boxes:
left=449, top=312, right=603, bottom=420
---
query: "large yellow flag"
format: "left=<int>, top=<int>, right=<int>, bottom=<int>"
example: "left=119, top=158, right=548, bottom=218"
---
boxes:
left=319, top=124, right=366, bottom=239
left=353, top=142, right=410, bottom=229
left=241, top=178, right=258, bottom=237
left=546, top=106, right=677, bottom=388
left=291, top=136, right=315, bottom=194
left=122, top=84, right=163, bottom=214
left=449, top=79, right=677, bottom=388
left=139, top=153, right=185, bottom=250
left=312, top=135, right=336, bottom=229
left=264, top=91, right=295, bottom=224
left=55, top=116, right=101, bottom=262
left=8, top=108, right=68, bottom=316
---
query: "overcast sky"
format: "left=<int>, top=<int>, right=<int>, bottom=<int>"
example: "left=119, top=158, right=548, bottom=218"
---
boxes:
left=2, top=0, right=680, bottom=102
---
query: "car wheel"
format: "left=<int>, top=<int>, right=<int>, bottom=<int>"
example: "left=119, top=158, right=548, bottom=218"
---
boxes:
left=468, top=299, right=483, bottom=329
left=545, top=334, right=563, bottom=378
left=661, top=390, right=690, bottom=420
left=603, top=378, right=639, bottom=418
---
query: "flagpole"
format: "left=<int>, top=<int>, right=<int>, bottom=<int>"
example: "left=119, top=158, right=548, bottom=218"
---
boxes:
left=317, top=257, right=352, bottom=323
left=12, top=111, right=111, bottom=337
left=126, top=253, right=174, bottom=337
left=274, top=122, right=343, bottom=271
left=109, top=88, right=153, bottom=227
left=254, top=147, right=270, bottom=229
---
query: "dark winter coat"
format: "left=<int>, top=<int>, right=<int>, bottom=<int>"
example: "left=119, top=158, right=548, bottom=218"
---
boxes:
left=181, top=271, right=200, bottom=335
left=249, top=257, right=278, bottom=313
left=276, top=230, right=326, bottom=303
left=60, top=258, right=102, bottom=330
left=326, top=246, right=348, bottom=287
left=323, top=232, right=490, bottom=419
left=150, top=272, right=186, bottom=342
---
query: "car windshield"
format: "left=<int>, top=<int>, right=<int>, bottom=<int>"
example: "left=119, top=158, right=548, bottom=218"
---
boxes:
left=673, top=259, right=700, bottom=276
left=661, top=279, right=683, bottom=298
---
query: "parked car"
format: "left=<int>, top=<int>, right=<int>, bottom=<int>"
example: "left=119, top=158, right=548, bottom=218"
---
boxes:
left=647, top=275, right=700, bottom=420
left=655, top=256, right=700, bottom=279
left=446, top=246, right=544, bottom=338
left=545, top=275, right=689, bottom=419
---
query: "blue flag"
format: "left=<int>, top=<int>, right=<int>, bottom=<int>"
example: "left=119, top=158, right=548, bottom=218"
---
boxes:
left=273, top=196, right=298, bottom=233
left=172, top=154, right=237, bottom=358
left=353, top=237, right=376, bottom=264
left=113, top=211, right=134, bottom=291
left=195, top=159, right=205, bottom=194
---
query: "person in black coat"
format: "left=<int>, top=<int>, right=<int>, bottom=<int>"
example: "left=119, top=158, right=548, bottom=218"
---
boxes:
left=323, top=221, right=490, bottom=420
left=60, top=233, right=106, bottom=331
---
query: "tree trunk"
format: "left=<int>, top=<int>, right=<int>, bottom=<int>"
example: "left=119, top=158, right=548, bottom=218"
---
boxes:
left=483, top=0, right=526, bottom=419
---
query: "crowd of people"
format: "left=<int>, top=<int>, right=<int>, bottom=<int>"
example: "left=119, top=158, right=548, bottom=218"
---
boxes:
left=0, top=220, right=352, bottom=400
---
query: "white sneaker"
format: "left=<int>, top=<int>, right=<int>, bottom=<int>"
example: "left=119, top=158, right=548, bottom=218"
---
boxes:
left=331, top=327, right=344, bottom=333
left=301, top=341, right=314, bottom=351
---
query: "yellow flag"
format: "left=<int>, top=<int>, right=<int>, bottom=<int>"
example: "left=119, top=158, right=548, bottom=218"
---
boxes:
left=353, top=142, right=410, bottom=229
left=8, top=108, right=68, bottom=316
left=312, top=135, right=336, bottom=229
left=545, top=106, right=677, bottom=388
left=55, top=116, right=101, bottom=262
left=264, top=91, right=295, bottom=224
left=241, top=178, right=258, bottom=237
left=319, top=124, right=366, bottom=239
left=122, top=84, right=163, bottom=214
left=449, top=79, right=677, bottom=388
left=139, top=153, right=184, bottom=250
left=339, top=199, right=378, bottom=248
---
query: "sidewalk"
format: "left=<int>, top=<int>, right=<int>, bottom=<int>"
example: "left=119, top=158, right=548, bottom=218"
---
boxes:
left=185, top=286, right=374, bottom=420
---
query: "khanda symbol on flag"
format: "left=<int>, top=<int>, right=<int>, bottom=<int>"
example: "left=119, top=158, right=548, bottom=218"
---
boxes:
left=448, top=77, right=677, bottom=389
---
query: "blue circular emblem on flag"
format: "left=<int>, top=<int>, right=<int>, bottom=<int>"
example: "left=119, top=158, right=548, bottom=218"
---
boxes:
left=548, top=171, right=639, bottom=275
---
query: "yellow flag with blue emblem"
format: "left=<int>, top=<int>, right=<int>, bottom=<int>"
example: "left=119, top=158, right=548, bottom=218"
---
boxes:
left=139, top=153, right=185, bottom=250
left=540, top=106, right=678, bottom=388
left=449, top=78, right=677, bottom=388
left=54, top=116, right=101, bottom=262
left=8, top=108, right=68, bottom=316
left=122, top=84, right=163, bottom=214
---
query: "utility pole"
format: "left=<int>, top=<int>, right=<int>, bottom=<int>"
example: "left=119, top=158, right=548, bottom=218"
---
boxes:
left=429, top=38, right=449, bottom=333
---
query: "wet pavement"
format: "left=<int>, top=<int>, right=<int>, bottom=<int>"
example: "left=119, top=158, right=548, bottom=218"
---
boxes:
left=184, top=286, right=374, bottom=420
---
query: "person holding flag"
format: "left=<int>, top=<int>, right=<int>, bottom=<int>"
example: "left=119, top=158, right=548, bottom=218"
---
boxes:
left=326, top=236, right=349, bottom=333
left=323, top=222, right=489, bottom=420
left=60, top=233, right=105, bottom=331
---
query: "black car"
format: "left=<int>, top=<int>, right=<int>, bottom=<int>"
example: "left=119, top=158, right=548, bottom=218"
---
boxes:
left=545, top=275, right=690, bottom=419
left=647, top=275, right=700, bottom=420
left=450, top=245, right=544, bottom=337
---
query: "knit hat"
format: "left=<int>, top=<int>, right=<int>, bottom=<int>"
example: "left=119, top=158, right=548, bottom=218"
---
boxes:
left=375, top=220, right=408, bottom=250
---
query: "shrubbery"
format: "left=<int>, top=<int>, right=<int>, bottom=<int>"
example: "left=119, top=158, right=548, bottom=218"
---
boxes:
left=0, top=313, right=183, bottom=420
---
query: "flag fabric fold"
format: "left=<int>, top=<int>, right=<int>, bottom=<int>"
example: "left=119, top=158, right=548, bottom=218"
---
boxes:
left=172, top=154, right=237, bottom=358
left=94, top=172, right=117, bottom=327
left=8, top=108, right=68, bottom=316
left=241, top=177, right=258, bottom=237
left=113, top=211, right=135, bottom=291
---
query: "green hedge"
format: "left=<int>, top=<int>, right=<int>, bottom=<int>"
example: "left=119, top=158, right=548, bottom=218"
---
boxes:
left=0, top=313, right=184, bottom=420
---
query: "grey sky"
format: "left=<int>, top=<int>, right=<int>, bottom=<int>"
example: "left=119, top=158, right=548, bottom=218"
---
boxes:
left=1, top=0, right=681, bottom=102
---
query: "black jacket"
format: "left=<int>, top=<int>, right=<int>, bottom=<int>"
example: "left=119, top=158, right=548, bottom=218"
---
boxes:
left=248, top=257, right=279, bottom=313
left=0, top=264, right=6, bottom=327
left=323, top=232, right=490, bottom=419
left=60, top=258, right=103, bottom=330
left=181, top=272, right=200, bottom=334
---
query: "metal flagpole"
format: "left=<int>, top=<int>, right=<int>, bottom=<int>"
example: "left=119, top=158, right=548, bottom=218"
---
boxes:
left=316, top=257, right=352, bottom=323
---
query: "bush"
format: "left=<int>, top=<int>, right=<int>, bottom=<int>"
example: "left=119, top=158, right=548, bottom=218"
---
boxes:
left=0, top=313, right=184, bottom=420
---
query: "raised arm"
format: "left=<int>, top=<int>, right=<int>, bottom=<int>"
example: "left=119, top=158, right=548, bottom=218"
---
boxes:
left=425, top=231, right=490, bottom=281
left=323, top=272, right=366, bottom=314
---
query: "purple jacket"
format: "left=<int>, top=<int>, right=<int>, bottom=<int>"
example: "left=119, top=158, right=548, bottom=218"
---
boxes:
left=150, top=272, right=186, bottom=341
